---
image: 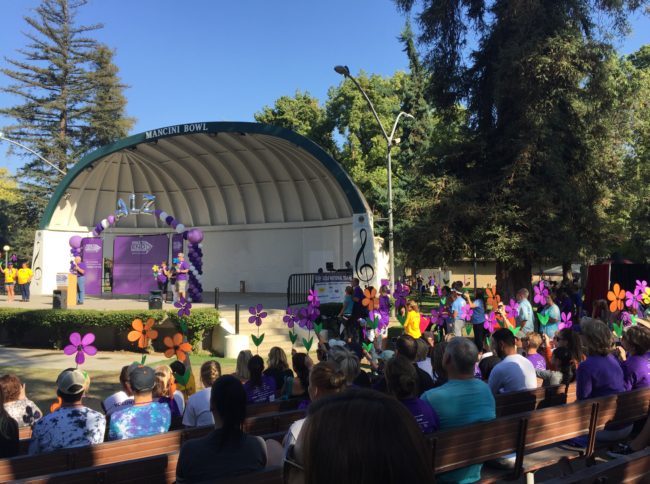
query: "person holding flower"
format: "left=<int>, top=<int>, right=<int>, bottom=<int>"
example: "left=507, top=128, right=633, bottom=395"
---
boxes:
left=156, top=261, right=169, bottom=303
left=540, top=292, right=561, bottom=338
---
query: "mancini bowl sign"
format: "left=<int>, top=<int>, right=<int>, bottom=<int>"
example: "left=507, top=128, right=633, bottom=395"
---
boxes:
left=145, top=123, right=210, bottom=140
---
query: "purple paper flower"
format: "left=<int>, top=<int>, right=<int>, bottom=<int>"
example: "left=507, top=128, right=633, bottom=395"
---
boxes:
left=484, top=312, right=498, bottom=333
left=307, top=289, right=320, bottom=308
left=248, top=304, right=267, bottom=326
left=393, top=282, right=410, bottom=308
left=430, top=309, right=441, bottom=327
left=64, top=332, right=97, bottom=365
left=533, top=281, right=548, bottom=305
left=174, top=297, right=192, bottom=317
left=625, top=290, right=642, bottom=310
left=461, top=304, right=474, bottom=321
left=380, top=279, right=390, bottom=289
left=635, top=280, right=648, bottom=295
left=283, top=307, right=298, bottom=329
left=621, top=311, right=633, bottom=327
left=505, top=299, right=519, bottom=320
left=559, top=312, right=572, bottom=330
left=297, top=307, right=313, bottom=330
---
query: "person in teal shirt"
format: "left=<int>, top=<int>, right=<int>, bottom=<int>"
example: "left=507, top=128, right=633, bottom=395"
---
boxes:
left=516, top=288, right=535, bottom=335
left=540, top=293, right=561, bottom=338
left=421, top=337, right=496, bottom=483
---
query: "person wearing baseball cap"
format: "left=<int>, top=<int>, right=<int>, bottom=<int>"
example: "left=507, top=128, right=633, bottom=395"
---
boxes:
left=28, top=369, right=106, bottom=455
left=108, top=364, right=171, bottom=441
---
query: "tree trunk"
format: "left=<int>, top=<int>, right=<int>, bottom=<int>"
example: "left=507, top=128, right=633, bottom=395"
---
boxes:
left=562, top=261, right=574, bottom=286
left=495, top=259, right=532, bottom=302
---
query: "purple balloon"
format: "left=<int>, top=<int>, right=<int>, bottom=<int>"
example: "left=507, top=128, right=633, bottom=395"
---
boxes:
left=69, top=235, right=82, bottom=249
left=187, top=229, right=204, bottom=244
left=182, top=231, right=189, bottom=240
left=107, top=215, right=115, bottom=225
left=154, top=209, right=162, bottom=217
left=95, top=223, right=104, bottom=234
left=165, top=216, right=174, bottom=226
left=171, top=220, right=178, bottom=229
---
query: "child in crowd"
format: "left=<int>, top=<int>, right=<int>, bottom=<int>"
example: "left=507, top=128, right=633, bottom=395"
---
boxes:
left=404, top=300, right=422, bottom=339
left=536, top=347, right=576, bottom=387
left=153, top=365, right=185, bottom=429
left=523, top=333, right=547, bottom=370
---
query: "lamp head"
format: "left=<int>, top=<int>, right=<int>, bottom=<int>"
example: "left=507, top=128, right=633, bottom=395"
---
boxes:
left=334, top=65, right=350, bottom=77
left=2, top=245, right=9, bottom=251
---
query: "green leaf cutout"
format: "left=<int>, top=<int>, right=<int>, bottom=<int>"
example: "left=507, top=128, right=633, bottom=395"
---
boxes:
left=397, top=313, right=407, bottom=326
left=537, top=313, right=550, bottom=326
left=440, top=297, right=447, bottom=305
left=173, top=369, right=191, bottom=386
left=302, top=337, right=314, bottom=352
left=465, top=324, right=473, bottom=336
left=362, top=342, right=373, bottom=353
left=314, top=322, right=323, bottom=334
left=367, top=316, right=379, bottom=330
left=288, top=331, right=298, bottom=344
left=509, top=326, right=521, bottom=337
left=180, top=320, right=188, bottom=335
left=630, top=314, right=637, bottom=326
left=251, top=333, right=265, bottom=347
left=613, top=322, right=624, bottom=338
left=140, top=354, right=147, bottom=365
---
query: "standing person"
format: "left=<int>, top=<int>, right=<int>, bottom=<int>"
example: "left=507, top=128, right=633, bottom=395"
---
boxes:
left=72, top=256, right=86, bottom=304
left=404, top=300, right=422, bottom=340
left=17, top=262, right=33, bottom=302
left=468, top=289, right=486, bottom=350
left=540, top=292, right=561, bottom=338
left=337, top=286, right=354, bottom=341
left=450, top=289, right=466, bottom=337
left=169, top=258, right=179, bottom=304
left=175, top=253, right=190, bottom=299
left=351, top=278, right=366, bottom=343
left=29, top=369, right=106, bottom=454
left=488, top=328, right=537, bottom=394
left=0, top=262, right=17, bottom=303
left=157, top=261, right=169, bottom=303
left=516, top=288, right=535, bottom=335
left=377, top=285, right=391, bottom=350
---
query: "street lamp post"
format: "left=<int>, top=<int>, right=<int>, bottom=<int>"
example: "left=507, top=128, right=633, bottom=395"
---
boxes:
left=334, top=65, right=414, bottom=302
left=2, top=245, right=9, bottom=268
left=0, top=132, right=66, bottom=176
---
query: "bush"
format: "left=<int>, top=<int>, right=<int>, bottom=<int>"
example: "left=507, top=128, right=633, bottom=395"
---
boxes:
left=0, top=308, right=219, bottom=351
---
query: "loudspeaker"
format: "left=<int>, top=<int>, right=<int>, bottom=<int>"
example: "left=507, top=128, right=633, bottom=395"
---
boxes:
left=53, top=290, right=67, bottom=310
left=149, top=290, right=163, bottom=310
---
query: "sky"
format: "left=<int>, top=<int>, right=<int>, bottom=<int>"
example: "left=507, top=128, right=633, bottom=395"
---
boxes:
left=1, top=0, right=649, bottom=174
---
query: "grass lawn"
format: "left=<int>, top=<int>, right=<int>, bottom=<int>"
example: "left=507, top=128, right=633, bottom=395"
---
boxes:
left=0, top=355, right=238, bottom=416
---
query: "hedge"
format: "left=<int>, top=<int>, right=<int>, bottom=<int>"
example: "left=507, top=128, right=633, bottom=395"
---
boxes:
left=0, top=308, right=219, bottom=351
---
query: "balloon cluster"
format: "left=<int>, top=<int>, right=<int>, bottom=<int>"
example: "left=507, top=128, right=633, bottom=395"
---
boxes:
left=69, top=235, right=83, bottom=272
left=91, top=214, right=118, bottom=237
left=186, top=229, right=204, bottom=303
left=152, top=209, right=188, bottom=235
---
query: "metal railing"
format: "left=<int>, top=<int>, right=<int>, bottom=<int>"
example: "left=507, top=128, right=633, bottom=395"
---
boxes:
left=287, top=273, right=316, bottom=306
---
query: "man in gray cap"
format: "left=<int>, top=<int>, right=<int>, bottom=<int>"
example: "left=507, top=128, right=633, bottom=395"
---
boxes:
left=108, top=364, right=171, bottom=440
left=28, top=369, right=105, bottom=455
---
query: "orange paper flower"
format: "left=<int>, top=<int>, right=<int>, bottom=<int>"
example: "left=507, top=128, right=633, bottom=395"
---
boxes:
left=362, top=287, right=379, bottom=311
left=164, top=333, right=192, bottom=362
left=128, top=318, right=159, bottom=349
left=486, top=287, right=501, bottom=309
left=607, top=283, right=625, bottom=312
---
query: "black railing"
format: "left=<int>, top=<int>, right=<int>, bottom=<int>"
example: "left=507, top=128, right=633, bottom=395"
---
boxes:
left=287, top=273, right=316, bottom=306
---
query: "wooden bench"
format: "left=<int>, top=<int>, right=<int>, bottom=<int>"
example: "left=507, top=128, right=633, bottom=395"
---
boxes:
left=540, top=448, right=650, bottom=483
left=495, top=383, right=577, bottom=417
left=246, top=398, right=302, bottom=417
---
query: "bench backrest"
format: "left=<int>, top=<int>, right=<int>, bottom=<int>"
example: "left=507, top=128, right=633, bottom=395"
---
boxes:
left=246, top=398, right=302, bottom=417
left=495, top=383, right=577, bottom=417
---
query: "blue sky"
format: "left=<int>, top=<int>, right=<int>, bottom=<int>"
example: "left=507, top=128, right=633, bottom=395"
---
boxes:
left=1, top=0, right=648, bottom=174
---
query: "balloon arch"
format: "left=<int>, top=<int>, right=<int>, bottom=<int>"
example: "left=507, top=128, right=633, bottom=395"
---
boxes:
left=67, top=208, right=205, bottom=302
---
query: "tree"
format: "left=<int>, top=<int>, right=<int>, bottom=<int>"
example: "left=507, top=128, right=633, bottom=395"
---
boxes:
left=0, top=167, right=20, bottom=249
left=395, top=0, right=648, bottom=297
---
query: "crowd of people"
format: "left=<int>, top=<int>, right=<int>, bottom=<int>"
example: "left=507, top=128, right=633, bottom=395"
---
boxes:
left=152, top=252, right=190, bottom=303
left=0, top=279, right=648, bottom=482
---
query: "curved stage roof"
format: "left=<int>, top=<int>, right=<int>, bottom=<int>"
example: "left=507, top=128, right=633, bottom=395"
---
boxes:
left=41, top=122, right=369, bottom=230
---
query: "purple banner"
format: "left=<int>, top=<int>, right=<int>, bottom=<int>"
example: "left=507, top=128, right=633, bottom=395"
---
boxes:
left=81, top=237, right=103, bottom=295
left=113, top=235, right=169, bottom=295
left=172, top=234, right=184, bottom=259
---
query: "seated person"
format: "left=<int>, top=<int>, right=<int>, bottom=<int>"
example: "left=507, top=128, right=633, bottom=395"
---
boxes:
left=109, top=365, right=171, bottom=440
left=102, top=366, right=134, bottom=417
left=29, top=369, right=105, bottom=454
left=0, top=374, right=42, bottom=428
left=523, top=333, right=547, bottom=370
left=488, top=329, right=537, bottom=394
left=616, top=325, right=650, bottom=390
left=280, top=353, right=312, bottom=399
left=0, top=385, right=19, bottom=458
left=153, top=365, right=185, bottom=428
left=183, top=361, right=221, bottom=427
left=536, top=347, right=576, bottom=387
left=243, top=356, right=276, bottom=403
left=176, top=376, right=267, bottom=483
left=262, top=347, right=294, bottom=392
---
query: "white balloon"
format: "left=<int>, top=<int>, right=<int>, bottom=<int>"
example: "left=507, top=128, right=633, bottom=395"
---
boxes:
left=192, top=270, right=198, bottom=275
left=101, top=219, right=109, bottom=229
left=159, top=211, right=168, bottom=222
left=198, top=243, right=203, bottom=249
left=175, top=223, right=185, bottom=233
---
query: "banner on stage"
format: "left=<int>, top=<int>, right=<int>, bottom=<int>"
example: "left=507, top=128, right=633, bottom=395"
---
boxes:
left=314, top=273, right=351, bottom=304
left=81, top=237, right=103, bottom=295
left=172, top=233, right=184, bottom=256
left=113, top=235, right=169, bottom=295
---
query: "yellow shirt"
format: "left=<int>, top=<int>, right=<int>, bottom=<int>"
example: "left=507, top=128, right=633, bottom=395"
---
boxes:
left=3, top=268, right=17, bottom=284
left=404, top=310, right=422, bottom=339
left=17, top=268, right=33, bottom=285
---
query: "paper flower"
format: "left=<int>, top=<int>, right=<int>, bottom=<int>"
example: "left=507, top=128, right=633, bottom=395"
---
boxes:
left=607, top=283, right=625, bottom=312
left=381, top=278, right=390, bottom=288
left=559, top=312, right=572, bottom=330
left=484, top=311, right=498, bottom=333
left=128, top=318, right=159, bottom=349
left=174, top=296, right=192, bottom=318
left=505, top=299, right=519, bottom=320
left=533, top=281, right=548, bottom=305
left=461, top=304, right=474, bottom=321
left=635, top=280, right=648, bottom=296
left=621, top=311, right=633, bottom=328
left=64, top=332, right=97, bottom=365
left=393, top=282, right=410, bottom=308
left=362, top=287, right=380, bottom=311
left=430, top=309, right=442, bottom=327
left=486, top=287, right=501, bottom=309
left=644, top=287, right=650, bottom=305
left=307, top=289, right=320, bottom=308
left=625, top=289, right=642, bottom=311
left=163, top=333, right=192, bottom=361
left=283, top=307, right=299, bottom=328
left=152, top=264, right=159, bottom=274
left=248, top=303, right=267, bottom=326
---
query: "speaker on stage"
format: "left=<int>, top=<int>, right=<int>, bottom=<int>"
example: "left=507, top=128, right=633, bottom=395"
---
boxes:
left=149, top=290, right=163, bottom=310
left=53, top=289, right=68, bottom=310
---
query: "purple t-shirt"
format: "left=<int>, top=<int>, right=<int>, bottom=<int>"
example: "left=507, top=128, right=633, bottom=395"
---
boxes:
left=244, top=376, right=276, bottom=403
left=176, top=261, right=189, bottom=281
left=526, top=353, right=546, bottom=371
left=621, top=353, right=650, bottom=391
left=75, top=261, right=87, bottom=278
left=400, top=397, right=439, bottom=434
left=577, top=354, right=628, bottom=400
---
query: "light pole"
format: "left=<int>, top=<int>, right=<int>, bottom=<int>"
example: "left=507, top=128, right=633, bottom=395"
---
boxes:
left=334, top=65, right=414, bottom=301
left=3, top=245, right=9, bottom=268
left=0, top=132, right=66, bottom=176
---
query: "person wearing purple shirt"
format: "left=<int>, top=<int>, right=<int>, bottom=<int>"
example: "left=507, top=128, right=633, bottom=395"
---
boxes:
left=175, top=253, right=190, bottom=298
left=243, top=356, right=276, bottom=403
left=617, top=326, right=650, bottom=391
left=524, top=334, right=547, bottom=371
left=72, top=256, right=87, bottom=304
left=385, top=354, right=440, bottom=434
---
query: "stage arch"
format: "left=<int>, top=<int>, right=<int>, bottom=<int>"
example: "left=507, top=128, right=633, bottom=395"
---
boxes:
left=33, top=122, right=383, bottom=295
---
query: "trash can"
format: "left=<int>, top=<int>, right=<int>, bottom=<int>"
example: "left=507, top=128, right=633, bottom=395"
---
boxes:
left=53, top=289, right=67, bottom=309
left=149, top=290, right=163, bottom=310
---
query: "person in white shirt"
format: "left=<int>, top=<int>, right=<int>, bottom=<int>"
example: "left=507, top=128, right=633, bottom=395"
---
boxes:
left=102, top=366, right=134, bottom=417
left=183, top=360, right=222, bottom=427
left=488, top=328, right=537, bottom=394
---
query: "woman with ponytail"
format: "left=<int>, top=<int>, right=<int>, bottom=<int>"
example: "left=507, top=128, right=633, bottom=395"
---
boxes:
left=183, top=361, right=222, bottom=427
left=385, top=355, right=440, bottom=434
left=283, top=361, right=347, bottom=450
left=536, top=347, right=577, bottom=387
left=176, top=375, right=267, bottom=483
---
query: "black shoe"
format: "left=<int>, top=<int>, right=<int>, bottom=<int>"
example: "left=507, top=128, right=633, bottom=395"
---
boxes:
left=607, top=443, right=636, bottom=458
